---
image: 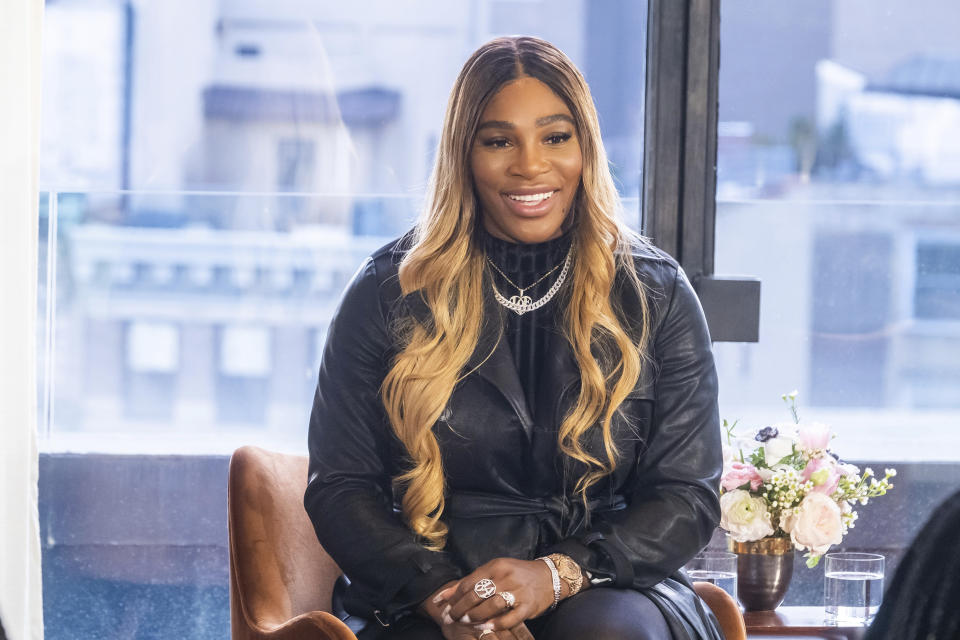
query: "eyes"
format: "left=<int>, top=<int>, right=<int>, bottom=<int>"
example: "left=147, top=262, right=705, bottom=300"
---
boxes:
left=479, top=131, right=574, bottom=149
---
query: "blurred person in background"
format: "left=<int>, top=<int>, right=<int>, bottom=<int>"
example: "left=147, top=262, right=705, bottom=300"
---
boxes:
left=865, top=489, right=960, bottom=640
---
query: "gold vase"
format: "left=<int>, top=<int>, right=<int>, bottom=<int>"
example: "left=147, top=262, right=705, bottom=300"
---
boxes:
left=728, top=536, right=795, bottom=611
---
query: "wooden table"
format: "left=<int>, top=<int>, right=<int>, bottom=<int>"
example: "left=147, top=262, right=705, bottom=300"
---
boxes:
left=744, top=606, right=868, bottom=640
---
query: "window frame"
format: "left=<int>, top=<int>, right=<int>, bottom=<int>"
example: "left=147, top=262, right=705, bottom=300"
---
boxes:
left=642, top=0, right=761, bottom=342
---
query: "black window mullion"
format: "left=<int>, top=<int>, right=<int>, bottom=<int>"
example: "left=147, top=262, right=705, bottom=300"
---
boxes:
left=642, top=0, right=760, bottom=343
left=681, top=0, right=719, bottom=279
left=641, top=0, right=686, bottom=261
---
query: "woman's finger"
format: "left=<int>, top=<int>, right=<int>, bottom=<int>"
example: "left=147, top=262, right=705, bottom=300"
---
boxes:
left=474, top=607, right=528, bottom=634
left=431, top=584, right=459, bottom=605
left=447, top=573, right=500, bottom=620
left=475, top=626, right=519, bottom=640
left=455, top=590, right=516, bottom=624
left=446, top=589, right=485, bottom=622
left=509, top=622, right=535, bottom=640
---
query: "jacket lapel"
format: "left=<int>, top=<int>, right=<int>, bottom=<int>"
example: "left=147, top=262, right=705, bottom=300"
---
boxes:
left=467, top=299, right=536, bottom=439
left=401, top=284, right=574, bottom=441
left=535, top=325, right=580, bottom=432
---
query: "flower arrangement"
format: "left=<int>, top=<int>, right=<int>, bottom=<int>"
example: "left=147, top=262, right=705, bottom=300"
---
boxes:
left=719, top=391, right=896, bottom=567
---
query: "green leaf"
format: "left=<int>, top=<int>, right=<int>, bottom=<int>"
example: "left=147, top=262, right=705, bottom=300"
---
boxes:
left=805, top=554, right=821, bottom=569
left=749, top=448, right=767, bottom=468
left=775, top=446, right=807, bottom=471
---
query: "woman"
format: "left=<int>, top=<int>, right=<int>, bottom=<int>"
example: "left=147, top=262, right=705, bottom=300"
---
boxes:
left=864, top=489, right=960, bottom=640
left=304, top=36, right=723, bottom=640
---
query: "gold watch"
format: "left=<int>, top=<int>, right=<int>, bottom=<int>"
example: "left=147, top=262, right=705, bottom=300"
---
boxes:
left=548, top=553, right=584, bottom=596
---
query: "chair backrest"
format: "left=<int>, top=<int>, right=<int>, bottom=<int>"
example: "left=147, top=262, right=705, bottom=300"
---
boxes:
left=228, top=446, right=342, bottom=628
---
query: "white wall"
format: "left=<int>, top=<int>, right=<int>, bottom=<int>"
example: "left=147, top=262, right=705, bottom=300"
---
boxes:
left=0, top=1, right=45, bottom=638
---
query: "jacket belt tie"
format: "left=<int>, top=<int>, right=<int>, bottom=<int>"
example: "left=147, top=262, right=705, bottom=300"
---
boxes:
left=445, top=491, right=626, bottom=538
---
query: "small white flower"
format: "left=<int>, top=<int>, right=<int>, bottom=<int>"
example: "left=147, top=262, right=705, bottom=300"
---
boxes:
left=840, top=463, right=860, bottom=477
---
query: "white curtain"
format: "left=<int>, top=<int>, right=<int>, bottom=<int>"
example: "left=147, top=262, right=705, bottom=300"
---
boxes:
left=0, top=0, right=45, bottom=638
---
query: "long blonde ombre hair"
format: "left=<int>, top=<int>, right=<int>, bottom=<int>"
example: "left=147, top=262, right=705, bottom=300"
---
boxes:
left=382, top=36, right=652, bottom=549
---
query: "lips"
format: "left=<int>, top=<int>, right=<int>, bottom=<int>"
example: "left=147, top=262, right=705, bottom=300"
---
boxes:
left=507, top=191, right=554, bottom=203
left=501, top=189, right=559, bottom=217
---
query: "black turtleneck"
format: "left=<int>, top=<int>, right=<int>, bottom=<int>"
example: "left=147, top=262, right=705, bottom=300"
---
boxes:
left=482, top=228, right=573, bottom=416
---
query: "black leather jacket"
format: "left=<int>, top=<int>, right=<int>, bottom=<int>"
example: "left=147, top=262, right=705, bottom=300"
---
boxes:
left=304, top=234, right=723, bottom=636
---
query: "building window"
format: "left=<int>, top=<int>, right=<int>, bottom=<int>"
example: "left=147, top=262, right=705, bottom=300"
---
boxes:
left=216, top=325, right=271, bottom=424
left=123, top=321, right=179, bottom=421
left=915, top=241, right=960, bottom=320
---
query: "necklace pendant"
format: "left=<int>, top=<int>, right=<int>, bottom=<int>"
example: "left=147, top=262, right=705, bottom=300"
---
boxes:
left=489, top=248, right=573, bottom=317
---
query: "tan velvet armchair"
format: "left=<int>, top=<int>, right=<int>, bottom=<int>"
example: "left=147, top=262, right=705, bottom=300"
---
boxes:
left=229, top=446, right=355, bottom=640
left=228, top=446, right=746, bottom=640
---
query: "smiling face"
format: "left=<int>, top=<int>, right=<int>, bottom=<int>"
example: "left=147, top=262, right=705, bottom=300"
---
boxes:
left=470, top=76, right=583, bottom=244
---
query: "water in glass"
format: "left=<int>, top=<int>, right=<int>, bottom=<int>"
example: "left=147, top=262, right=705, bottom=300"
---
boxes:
left=824, top=570, right=883, bottom=624
left=687, top=569, right=738, bottom=598
left=685, top=551, right=738, bottom=601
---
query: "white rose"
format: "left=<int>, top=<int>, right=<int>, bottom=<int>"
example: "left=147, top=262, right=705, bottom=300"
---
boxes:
left=762, top=435, right=795, bottom=466
left=789, top=493, right=843, bottom=555
left=720, top=490, right=775, bottom=542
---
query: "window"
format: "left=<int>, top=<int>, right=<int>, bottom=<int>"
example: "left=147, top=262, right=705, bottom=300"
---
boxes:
left=37, top=2, right=650, bottom=636
left=711, top=0, right=960, bottom=605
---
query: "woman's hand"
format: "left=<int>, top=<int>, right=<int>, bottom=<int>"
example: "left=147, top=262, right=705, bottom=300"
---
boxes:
left=432, top=557, right=557, bottom=633
left=421, top=580, right=534, bottom=640
left=438, top=621, right=533, bottom=640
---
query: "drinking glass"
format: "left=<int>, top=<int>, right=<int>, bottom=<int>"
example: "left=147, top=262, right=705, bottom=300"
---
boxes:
left=824, top=552, right=884, bottom=625
left=685, top=551, right=738, bottom=600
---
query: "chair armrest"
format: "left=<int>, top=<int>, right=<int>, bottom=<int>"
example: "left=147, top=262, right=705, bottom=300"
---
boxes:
left=238, top=610, right=358, bottom=640
left=693, top=581, right=747, bottom=640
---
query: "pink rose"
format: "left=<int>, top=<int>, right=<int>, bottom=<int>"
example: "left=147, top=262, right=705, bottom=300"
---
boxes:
left=801, top=457, right=841, bottom=495
left=798, top=422, right=831, bottom=452
left=789, top=493, right=843, bottom=555
left=721, top=462, right=764, bottom=491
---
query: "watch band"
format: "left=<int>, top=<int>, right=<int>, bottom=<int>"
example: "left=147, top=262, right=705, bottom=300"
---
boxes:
left=538, top=556, right=562, bottom=611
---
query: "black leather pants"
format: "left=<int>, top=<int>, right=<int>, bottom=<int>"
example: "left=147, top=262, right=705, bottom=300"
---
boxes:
left=375, top=588, right=673, bottom=640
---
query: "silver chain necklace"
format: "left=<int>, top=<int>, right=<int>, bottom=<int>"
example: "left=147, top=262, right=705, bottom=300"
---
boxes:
left=487, top=248, right=572, bottom=315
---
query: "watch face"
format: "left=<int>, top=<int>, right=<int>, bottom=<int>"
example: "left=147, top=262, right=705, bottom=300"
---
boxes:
left=557, top=557, right=581, bottom=579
